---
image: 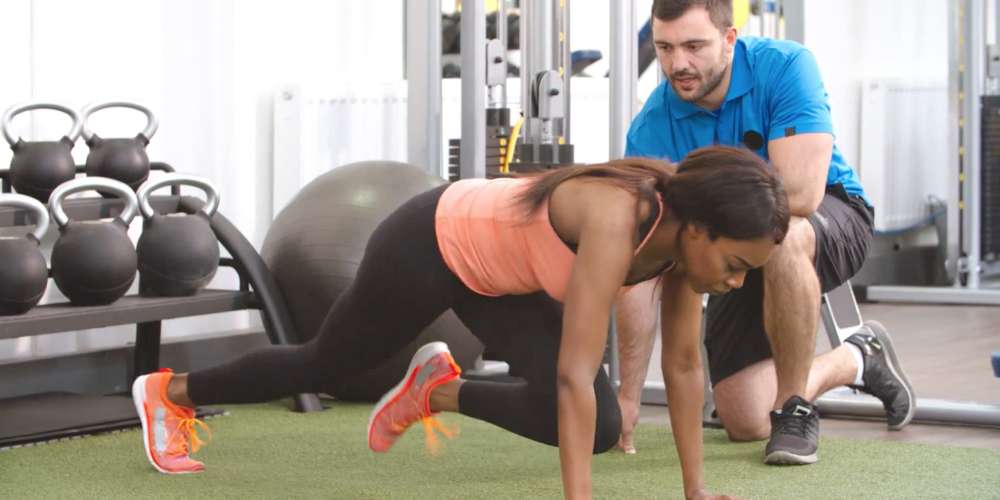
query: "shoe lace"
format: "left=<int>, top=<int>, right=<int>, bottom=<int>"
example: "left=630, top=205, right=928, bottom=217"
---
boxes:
left=168, top=417, right=213, bottom=455
left=420, top=416, right=458, bottom=455
left=385, top=390, right=458, bottom=455
left=774, top=412, right=813, bottom=437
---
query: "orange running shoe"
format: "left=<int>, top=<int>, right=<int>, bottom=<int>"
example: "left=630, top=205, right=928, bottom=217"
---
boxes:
left=132, top=369, right=211, bottom=474
left=368, top=342, right=461, bottom=453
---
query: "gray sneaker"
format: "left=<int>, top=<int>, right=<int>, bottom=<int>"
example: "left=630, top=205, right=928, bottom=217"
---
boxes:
left=844, top=320, right=916, bottom=430
left=764, top=395, right=819, bottom=465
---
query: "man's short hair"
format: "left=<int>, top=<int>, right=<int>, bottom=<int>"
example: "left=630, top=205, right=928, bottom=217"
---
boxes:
left=651, top=0, right=733, bottom=32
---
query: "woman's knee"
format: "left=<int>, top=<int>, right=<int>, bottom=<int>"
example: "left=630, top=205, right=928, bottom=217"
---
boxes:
left=524, top=388, right=620, bottom=453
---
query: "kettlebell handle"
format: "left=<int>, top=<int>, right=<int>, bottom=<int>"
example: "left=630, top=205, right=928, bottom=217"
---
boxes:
left=137, top=174, right=220, bottom=219
left=2, top=103, right=83, bottom=147
left=80, top=102, right=159, bottom=142
left=48, top=177, right=139, bottom=228
left=0, top=193, right=50, bottom=242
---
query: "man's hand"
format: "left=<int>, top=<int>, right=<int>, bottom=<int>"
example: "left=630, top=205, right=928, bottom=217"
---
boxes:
left=616, top=393, right=640, bottom=454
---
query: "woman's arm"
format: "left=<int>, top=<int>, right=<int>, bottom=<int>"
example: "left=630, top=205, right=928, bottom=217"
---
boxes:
left=659, top=270, right=709, bottom=500
left=558, top=186, right=637, bottom=500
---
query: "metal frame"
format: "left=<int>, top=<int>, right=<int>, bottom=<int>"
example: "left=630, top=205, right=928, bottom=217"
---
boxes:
left=865, top=0, right=1000, bottom=305
left=459, top=0, right=487, bottom=180
left=610, top=0, right=637, bottom=160
left=561, top=0, right=571, bottom=142
left=521, top=0, right=560, bottom=157
left=781, top=0, right=805, bottom=44
left=608, top=0, right=638, bottom=386
left=496, top=0, right=508, bottom=110
left=405, top=0, right=443, bottom=177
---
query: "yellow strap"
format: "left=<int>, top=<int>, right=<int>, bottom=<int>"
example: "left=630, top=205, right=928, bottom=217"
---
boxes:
left=503, top=115, right=525, bottom=173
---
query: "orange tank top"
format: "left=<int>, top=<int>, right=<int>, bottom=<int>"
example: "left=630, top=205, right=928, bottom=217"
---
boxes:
left=435, top=178, right=667, bottom=302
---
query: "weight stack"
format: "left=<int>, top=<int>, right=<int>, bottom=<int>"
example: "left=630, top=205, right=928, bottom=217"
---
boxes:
left=510, top=142, right=575, bottom=173
left=982, top=96, right=1000, bottom=258
left=448, top=108, right=511, bottom=181
left=447, top=138, right=508, bottom=180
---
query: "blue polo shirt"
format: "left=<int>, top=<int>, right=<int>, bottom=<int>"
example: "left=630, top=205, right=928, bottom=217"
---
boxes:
left=626, top=37, right=868, bottom=203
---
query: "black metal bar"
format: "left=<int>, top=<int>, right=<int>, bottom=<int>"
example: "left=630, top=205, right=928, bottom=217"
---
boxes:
left=132, top=321, right=163, bottom=384
left=0, top=290, right=254, bottom=339
left=219, top=257, right=250, bottom=292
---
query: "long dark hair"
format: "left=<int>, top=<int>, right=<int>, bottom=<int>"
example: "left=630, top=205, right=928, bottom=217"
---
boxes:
left=515, top=145, right=789, bottom=244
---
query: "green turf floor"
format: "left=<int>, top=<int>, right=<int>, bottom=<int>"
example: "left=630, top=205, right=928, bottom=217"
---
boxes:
left=1, top=401, right=997, bottom=499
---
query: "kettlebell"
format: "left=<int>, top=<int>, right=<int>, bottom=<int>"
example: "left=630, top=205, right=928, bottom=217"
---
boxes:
left=49, top=177, right=139, bottom=306
left=136, top=174, right=220, bottom=297
left=80, top=102, right=158, bottom=192
left=2, top=103, right=82, bottom=203
left=0, top=194, right=50, bottom=315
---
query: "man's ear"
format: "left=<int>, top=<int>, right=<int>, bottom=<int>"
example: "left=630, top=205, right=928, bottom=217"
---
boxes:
left=724, top=26, right=737, bottom=49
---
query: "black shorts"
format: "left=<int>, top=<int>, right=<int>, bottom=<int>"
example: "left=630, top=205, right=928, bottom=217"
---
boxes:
left=704, top=183, right=874, bottom=385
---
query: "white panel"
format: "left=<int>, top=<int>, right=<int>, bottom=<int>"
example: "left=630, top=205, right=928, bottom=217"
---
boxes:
left=271, top=82, right=409, bottom=217
left=859, top=79, right=949, bottom=231
left=858, top=80, right=888, bottom=221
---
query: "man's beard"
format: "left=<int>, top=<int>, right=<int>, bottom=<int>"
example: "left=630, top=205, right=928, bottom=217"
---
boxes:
left=671, top=60, right=729, bottom=104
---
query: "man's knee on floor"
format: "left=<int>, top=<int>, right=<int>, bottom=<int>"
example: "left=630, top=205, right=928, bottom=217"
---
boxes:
left=720, top=413, right=770, bottom=442
left=715, top=386, right=772, bottom=442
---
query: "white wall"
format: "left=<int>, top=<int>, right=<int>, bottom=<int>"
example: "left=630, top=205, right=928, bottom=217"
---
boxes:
left=0, top=0, right=404, bottom=362
left=802, top=0, right=949, bottom=174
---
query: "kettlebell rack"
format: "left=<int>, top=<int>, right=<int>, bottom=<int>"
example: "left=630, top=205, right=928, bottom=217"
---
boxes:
left=0, top=162, right=322, bottom=448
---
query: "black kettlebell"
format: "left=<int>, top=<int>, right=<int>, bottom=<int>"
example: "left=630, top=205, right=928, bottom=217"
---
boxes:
left=0, top=194, right=50, bottom=315
left=136, top=174, right=220, bottom=297
left=49, top=177, right=139, bottom=306
left=2, top=103, right=82, bottom=203
left=80, top=102, right=158, bottom=192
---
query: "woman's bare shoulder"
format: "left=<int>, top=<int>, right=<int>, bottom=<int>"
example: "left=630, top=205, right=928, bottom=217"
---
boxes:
left=549, top=178, right=641, bottom=243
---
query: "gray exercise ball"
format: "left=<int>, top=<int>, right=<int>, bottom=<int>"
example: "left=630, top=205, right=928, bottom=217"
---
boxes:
left=261, top=160, right=482, bottom=402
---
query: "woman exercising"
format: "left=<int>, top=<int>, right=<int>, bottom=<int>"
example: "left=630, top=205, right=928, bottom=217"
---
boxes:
left=133, top=145, right=787, bottom=500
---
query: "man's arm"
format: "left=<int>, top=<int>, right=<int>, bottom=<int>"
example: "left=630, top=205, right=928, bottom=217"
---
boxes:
left=765, top=49, right=836, bottom=217
left=614, top=280, right=660, bottom=453
left=767, top=132, right=832, bottom=216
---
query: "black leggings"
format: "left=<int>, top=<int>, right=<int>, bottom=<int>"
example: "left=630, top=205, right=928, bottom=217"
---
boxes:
left=188, top=185, right=621, bottom=452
